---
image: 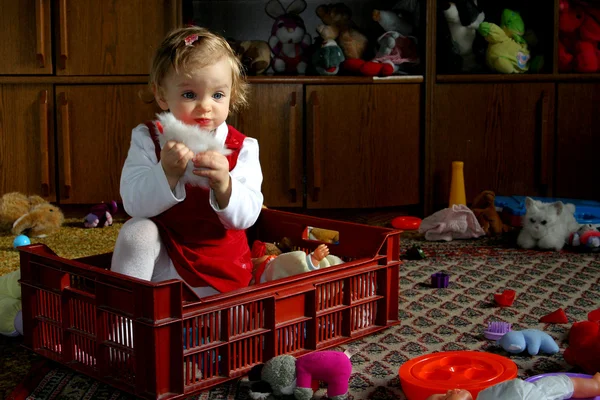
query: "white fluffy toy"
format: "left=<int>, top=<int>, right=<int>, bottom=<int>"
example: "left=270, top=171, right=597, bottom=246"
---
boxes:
left=155, top=112, right=232, bottom=187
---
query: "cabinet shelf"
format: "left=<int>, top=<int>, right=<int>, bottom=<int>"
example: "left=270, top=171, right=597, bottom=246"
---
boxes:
left=247, top=75, right=424, bottom=84
left=437, top=74, right=600, bottom=83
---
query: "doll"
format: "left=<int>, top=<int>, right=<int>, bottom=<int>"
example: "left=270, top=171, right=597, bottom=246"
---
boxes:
left=426, top=372, right=600, bottom=400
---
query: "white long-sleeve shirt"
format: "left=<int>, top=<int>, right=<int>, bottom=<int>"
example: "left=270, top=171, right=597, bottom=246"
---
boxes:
left=120, top=121, right=263, bottom=230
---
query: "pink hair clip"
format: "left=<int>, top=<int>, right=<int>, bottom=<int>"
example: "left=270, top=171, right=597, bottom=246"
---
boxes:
left=184, top=34, right=199, bottom=46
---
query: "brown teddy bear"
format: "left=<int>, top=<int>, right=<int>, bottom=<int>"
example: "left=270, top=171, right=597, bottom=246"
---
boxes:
left=0, top=192, right=64, bottom=237
left=315, top=3, right=368, bottom=61
left=470, top=190, right=510, bottom=236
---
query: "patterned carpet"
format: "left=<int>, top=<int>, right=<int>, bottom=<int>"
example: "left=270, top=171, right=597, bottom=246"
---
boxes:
left=1, top=221, right=600, bottom=399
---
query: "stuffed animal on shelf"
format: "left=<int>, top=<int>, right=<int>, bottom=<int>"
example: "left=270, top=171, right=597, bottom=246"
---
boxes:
left=477, top=9, right=531, bottom=73
left=558, top=0, right=600, bottom=72
left=248, top=351, right=353, bottom=400
left=440, top=0, right=485, bottom=72
left=83, top=200, right=118, bottom=228
left=230, top=40, right=272, bottom=75
left=497, top=329, right=559, bottom=356
left=315, top=3, right=368, bottom=64
left=0, top=192, right=64, bottom=237
left=470, top=190, right=509, bottom=236
left=311, top=25, right=345, bottom=75
left=266, top=0, right=312, bottom=74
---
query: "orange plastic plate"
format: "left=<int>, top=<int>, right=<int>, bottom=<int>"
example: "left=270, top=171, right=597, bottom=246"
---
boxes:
left=399, top=351, right=518, bottom=400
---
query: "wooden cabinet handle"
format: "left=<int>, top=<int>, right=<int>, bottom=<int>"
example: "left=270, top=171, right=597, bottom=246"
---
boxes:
left=39, top=90, right=50, bottom=197
left=59, top=93, right=72, bottom=199
left=310, top=91, right=322, bottom=202
left=58, top=0, right=68, bottom=69
left=35, top=0, right=47, bottom=68
left=288, top=92, right=298, bottom=203
left=539, top=90, right=550, bottom=187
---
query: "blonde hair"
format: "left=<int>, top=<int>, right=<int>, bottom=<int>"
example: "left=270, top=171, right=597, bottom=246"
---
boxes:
left=148, top=26, right=249, bottom=112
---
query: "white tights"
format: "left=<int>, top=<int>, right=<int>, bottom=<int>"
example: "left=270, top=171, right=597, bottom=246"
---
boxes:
left=111, top=217, right=219, bottom=298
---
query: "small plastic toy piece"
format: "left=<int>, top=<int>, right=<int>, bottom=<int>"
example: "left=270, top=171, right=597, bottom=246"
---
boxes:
left=498, top=329, right=559, bottom=356
left=391, top=216, right=422, bottom=230
left=494, top=289, right=516, bottom=307
left=484, top=321, right=512, bottom=340
left=12, top=234, right=31, bottom=248
left=431, top=272, right=450, bottom=288
left=539, top=308, right=569, bottom=324
left=399, top=350, right=518, bottom=400
left=449, top=161, right=466, bottom=207
left=406, top=245, right=426, bottom=260
left=589, top=308, right=600, bottom=322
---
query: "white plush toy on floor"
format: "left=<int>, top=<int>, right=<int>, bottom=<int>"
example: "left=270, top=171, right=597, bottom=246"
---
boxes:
left=155, top=112, right=232, bottom=188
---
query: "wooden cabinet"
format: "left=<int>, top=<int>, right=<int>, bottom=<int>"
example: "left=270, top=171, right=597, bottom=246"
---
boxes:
left=232, top=83, right=421, bottom=209
left=56, top=0, right=179, bottom=75
left=56, top=85, right=160, bottom=204
left=0, top=85, right=56, bottom=200
left=0, top=0, right=53, bottom=75
left=428, top=83, right=555, bottom=208
left=555, top=83, right=600, bottom=200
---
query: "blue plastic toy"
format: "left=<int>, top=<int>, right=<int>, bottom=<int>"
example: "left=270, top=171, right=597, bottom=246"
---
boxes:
left=12, top=235, right=31, bottom=248
left=497, top=329, right=559, bottom=356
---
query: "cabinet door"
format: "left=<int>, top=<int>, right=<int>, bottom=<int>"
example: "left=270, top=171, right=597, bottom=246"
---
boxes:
left=56, top=0, right=180, bottom=75
left=0, top=85, right=56, bottom=200
left=56, top=85, right=161, bottom=204
left=228, top=84, right=303, bottom=208
left=555, top=83, right=600, bottom=200
left=0, top=0, right=52, bottom=74
left=305, top=84, right=421, bottom=209
left=429, top=83, right=555, bottom=208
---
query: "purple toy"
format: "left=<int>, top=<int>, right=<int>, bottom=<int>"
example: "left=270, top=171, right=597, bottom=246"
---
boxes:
left=84, top=201, right=118, bottom=228
left=484, top=321, right=512, bottom=340
left=431, top=272, right=450, bottom=288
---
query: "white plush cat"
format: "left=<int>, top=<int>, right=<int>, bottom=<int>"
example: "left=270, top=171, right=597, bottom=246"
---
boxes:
left=517, top=197, right=579, bottom=251
left=155, top=112, right=232, bottom=187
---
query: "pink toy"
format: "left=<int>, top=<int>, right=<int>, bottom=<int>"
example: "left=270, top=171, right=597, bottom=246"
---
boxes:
left=265, top=0, right=312, bottom=74
left=248, top=350, right=352, bottom=399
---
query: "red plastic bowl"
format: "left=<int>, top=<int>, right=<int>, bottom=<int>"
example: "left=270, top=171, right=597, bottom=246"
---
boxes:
left=391, top=216, right=422, bottom=230
left=399, top=351, right=518, bottom=400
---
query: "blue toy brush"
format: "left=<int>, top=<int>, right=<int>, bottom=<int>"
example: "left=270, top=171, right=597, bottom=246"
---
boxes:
left=484, top=321, right=512, bottom=340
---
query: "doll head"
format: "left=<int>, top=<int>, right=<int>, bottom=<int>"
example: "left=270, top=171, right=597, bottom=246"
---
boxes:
left=149, top=26, right=248, bottom=112
left=426, top=389, right=473, bottom=400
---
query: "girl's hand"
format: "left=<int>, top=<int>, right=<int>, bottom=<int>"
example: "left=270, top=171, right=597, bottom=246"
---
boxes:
left=161, top=140, right=194, bottom=190
left=193, top=151, right=231, bottom=206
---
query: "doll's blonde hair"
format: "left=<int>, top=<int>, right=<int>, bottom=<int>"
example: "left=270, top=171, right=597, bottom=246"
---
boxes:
left=148, top=26, right=249, bottom=112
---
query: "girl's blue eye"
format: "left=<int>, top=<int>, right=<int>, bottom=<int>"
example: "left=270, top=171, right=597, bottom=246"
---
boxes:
left=213, top=93, right=224, bottom=100
left=182, top=92, right=195, bottom=99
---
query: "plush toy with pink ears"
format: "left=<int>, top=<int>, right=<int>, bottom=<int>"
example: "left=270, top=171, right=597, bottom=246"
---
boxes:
left=248, top=350, right=353, bottom=400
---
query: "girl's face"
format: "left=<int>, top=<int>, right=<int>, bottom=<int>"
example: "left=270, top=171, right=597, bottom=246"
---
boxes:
left=155, top=57, right=232, bottom=131
left=426, top=389, right=473, bottom=400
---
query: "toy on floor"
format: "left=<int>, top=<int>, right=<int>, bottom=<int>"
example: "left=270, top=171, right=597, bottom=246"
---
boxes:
left=477, top=9, right=531, bottom=73
left=564, top=318, right=600, bottom=375
left=391, top=216, right=422, bottom=230
left=483, top=321, right=512, bottom=340
left=266, top=0, right=312, bottom=74
left=431, top=272, right=450, bottom=288
left=12, top=234, right=31, bottom=248
left=497, top=329, right=559, bottom=356
left=449, top=161, right=466, bottom=207
left=494, top=289, right=516, bottom=307
left=0, top=270, right=23, bottom=337
left=84, top=200, right=118, bottom=228
left=517, top=197, right=579, bottom=251
left=426, top=372, right=600, bottom=400
left=568, top=223, right=600, bottom=251
left=0, top=192, right=64, bottom=238
left=248, top=351, right=352, bottom=400
left=418, top=204, right=485, bottom=241
left=399, top=350, right=518, bottom=400
left=405, top=244, right=426, bottom=260
left=470, top=191, right=510, bottom=236
left=539, top=308, right=569, bottom=324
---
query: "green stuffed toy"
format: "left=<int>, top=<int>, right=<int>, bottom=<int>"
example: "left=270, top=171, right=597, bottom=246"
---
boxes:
left=0, top=270, right=23, bottom=337
left=478, top=9, right=530, bottom=73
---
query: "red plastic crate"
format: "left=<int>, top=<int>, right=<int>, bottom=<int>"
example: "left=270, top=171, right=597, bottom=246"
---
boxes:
left=18, top=208, right=401, bottom=399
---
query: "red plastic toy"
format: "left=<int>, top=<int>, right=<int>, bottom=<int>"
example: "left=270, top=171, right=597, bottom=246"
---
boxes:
left=391, top=216, right=422, bottom=230
left=564, top=320, right=600, bottom=375
left=494, top=289, right=516, bottom=307
left=540, top=308, right=569, bottom=324
left=399, top=351, right=518, bottom=400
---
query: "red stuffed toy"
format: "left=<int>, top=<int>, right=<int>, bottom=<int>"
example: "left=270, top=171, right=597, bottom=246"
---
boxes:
left=563, top=312, right=600, bottom=374
left=559, top=0, right=600, bottom=72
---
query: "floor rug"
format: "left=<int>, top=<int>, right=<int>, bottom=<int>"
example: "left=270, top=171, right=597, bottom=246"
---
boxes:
left=2, top=227, right=600, bottom=399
